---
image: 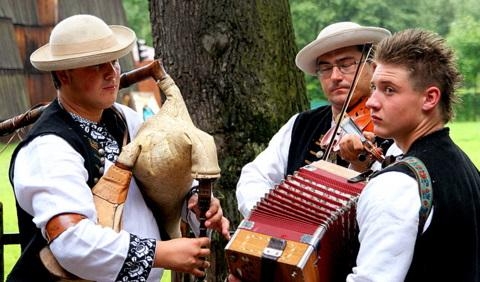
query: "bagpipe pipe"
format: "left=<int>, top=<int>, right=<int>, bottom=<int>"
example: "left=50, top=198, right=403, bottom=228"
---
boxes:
left=3, top=60, right=220, bottom=280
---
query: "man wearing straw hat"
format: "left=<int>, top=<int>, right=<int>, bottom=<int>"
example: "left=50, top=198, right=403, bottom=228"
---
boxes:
left=236, top=22, right=397, bottom=218
left=8, top=14, right=229, bottom=281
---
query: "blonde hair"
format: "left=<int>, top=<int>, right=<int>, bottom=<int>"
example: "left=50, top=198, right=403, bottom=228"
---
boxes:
left=374, top=29, right=462, bottom=122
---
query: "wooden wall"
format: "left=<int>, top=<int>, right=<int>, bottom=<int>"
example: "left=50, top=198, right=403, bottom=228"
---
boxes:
left=0, top=0, right=136, bottom=122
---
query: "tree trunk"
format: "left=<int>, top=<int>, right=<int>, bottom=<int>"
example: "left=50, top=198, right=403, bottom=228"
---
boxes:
left=149, top=1, right=308, bottom=281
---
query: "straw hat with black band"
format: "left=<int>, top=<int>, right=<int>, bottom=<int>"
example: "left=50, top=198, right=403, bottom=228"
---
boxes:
left=295, top=22, right=391, bottom=76
left=30, top=14, right=136, bottom=71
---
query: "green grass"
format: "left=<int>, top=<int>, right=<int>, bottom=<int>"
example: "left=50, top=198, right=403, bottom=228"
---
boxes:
left=0, top=143, right=19, bottom=281
left=449, top=121, right=480, bottom=168
left=1, top=121, right=478, bottom=280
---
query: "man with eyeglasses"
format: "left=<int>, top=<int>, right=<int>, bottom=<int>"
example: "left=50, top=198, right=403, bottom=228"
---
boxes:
left=235, top=22, right=393, bottom=218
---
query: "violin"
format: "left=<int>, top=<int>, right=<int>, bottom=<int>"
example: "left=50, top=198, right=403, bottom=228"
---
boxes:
left=319, top=97, right=384, bottom=163
left=320, top=97, right=371, bottom=149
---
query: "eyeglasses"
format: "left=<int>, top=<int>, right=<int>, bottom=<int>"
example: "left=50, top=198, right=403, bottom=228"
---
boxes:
left=315, top=58, right=361, bottom=78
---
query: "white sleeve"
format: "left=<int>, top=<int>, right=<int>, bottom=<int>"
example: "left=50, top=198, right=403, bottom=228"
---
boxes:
left=346, top=171, right=420, bottom=282
left=14, top=135, right=97, bottom=227
left=236, top=114, right=298, bottom=218
left=49, top=221, right=132, bottom=280
left=13, top=135, right=158, bottom=281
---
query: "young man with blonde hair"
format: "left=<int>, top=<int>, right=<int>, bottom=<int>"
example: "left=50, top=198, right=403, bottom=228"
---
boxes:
left=348, top=28, right=480, bottom=282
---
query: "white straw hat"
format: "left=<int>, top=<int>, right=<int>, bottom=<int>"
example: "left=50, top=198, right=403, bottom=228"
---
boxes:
left=295, top=22, right=391, bottom=75
left=30, top=14, right=136, bottom=71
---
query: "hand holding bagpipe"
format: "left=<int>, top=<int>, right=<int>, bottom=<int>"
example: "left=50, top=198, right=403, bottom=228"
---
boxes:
left=11, top=59, right=230, bottom=279
left=187, top=179, right=230, bottom=281
left=2, top=59, right=231, bottom=242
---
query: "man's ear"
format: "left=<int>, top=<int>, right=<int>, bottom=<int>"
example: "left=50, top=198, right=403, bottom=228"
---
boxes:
left=55, top=70, right=70, bottom=85
left=422, top=86, right=441, bottom=111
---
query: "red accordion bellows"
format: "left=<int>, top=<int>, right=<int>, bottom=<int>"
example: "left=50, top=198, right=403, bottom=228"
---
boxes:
left=225, top=160, right=365, bottom=282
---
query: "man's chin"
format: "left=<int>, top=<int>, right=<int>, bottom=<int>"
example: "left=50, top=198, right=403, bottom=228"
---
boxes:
left=373, top=128, right=390, bottom=140
left=330, top=97, right=347, bottom=109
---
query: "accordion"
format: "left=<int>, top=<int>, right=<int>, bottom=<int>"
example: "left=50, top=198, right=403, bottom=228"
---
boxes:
left=225, top=160, right=365, bottom=281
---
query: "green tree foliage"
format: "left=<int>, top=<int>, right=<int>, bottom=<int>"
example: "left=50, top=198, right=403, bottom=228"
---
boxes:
left=289, top=0, right=459, bottom=103
left=415, top=0, right=455, bottom=36
left=452, top=0, right=480, bottom=20
left=447, top=16, right=480, bottom=89
left=447, top=16, right=480, bottom=121
left=122, top=0, right=153, bottom=46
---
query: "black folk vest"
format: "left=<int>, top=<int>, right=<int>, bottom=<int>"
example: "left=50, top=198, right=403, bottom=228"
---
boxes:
left=287, top=105, right=340, bottom=175
left=374, top=128, right=480, bottom=282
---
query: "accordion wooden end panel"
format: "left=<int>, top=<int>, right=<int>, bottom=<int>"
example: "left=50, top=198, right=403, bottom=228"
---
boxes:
left=225, top=228, right=320, bottom=281
left=225, top=161, right=365, bottom=281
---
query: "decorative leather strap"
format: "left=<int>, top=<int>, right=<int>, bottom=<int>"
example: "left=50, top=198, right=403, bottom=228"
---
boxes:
left=394, top=156, right=433, bottom=233
left=45, top=213, right=86, bottom=243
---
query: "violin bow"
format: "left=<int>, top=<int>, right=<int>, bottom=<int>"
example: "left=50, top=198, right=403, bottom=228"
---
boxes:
left=322, top=44, right=373, bottom=162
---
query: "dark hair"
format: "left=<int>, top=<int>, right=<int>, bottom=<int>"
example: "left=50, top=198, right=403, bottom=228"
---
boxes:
left=356, top=44, right=375, bottom=60
left=51, top=72, right=61, bottom=89
left=374, top=29, right=462, bottom=122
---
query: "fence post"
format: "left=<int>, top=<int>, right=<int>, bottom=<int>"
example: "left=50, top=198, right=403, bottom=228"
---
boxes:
left=1, top=201, right=4, bottom=282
